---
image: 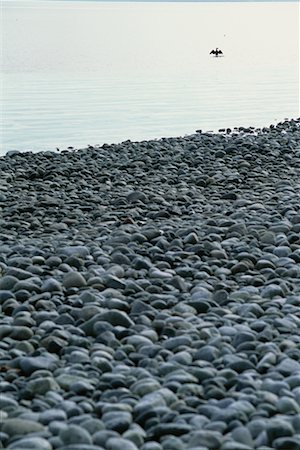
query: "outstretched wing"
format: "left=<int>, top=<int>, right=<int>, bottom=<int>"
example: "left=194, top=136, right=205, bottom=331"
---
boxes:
left=217, top=50, right=223, bottom=55
left=210, top=50, right=216, bottom=54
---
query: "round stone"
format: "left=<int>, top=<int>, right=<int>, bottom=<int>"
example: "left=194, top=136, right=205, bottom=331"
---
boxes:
left=63, top=272, right=87, bottom=289
left=7, top=437, right=52, bottom=449
left=2, top=419, right=44, bottom=437
left=59, top=425, right=93, bottom=445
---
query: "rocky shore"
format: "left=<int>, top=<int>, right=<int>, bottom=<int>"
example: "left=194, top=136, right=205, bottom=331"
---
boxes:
left=0, top=118, right=300, bottom=450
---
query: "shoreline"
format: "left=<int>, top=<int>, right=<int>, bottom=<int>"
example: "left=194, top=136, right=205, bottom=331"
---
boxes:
left=1, top=118, right=300, bottom=449
left=3, top=118, right=298, bottom=158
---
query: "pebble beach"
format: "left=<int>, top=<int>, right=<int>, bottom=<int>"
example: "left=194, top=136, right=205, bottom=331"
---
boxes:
left=1, top=118, right=300, bottom=450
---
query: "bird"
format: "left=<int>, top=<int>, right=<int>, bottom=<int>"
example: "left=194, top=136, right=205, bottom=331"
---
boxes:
left=210, top=48, right=223, bottom=57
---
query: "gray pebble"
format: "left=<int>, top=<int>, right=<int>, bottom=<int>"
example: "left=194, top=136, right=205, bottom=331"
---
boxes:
left=106, top=437, right=139, bottom=450
left=7, top=437, right=52, bottom=449
left=24, top=377, right=60, bottom=396
left=59, top=424, right=93, bottom=445
left=2, top=418, right=44, bottom=437
left=63, top=271, right=87, bottom=289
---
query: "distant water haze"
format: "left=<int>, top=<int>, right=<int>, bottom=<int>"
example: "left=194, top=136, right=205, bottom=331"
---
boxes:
left=2, top=1, right=299, bottom=153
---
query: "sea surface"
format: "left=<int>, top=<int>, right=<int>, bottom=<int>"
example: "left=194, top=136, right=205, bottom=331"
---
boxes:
left=2, top=1, right=299, bottom=154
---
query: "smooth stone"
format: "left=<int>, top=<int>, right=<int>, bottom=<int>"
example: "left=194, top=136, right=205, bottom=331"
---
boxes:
left=293, top=415, right=300, bottom=432
left=19, top=355, right=57, bottom=375
left=41, top=278, right=62, bottom=292
left=59, top=425, right=93, bottom=445
left=0, top=431, right=9, bottom=447
left=55, top=374, right=91, bottom=390
left=187, top=430, right=223, bottom=449
left=266, top=419, right=294, bottom=441
left=231, top=426, right=254, bottom=446
left=93, top=430, right=120, bottom=447
left=273, top=437, right=300, bottom=450
left=148, top=423, right=191, bottom=439
left=96, top=310, right=134, bottom=328
left=0, top=411, right=8, bottom=422
left=57, top=447, right=105, bottom=450
left=286, top=375, right=300, bottom=389
left=102, top=411, right=132, bottom=432
left=261, top=284, right=284, bottom=298
left=170, top=350, right=193, bottom=365
left=0, top=325, right=13, bottom=339
left=273, top=246, right=292, bottom=257
left=70, top=380, right=94, bottom=394
left=123, top=425, right=146, bottom=447
left=233, top=331, right=255, bottom=347
left=64, top=255, right=85, bottom=269
left=0, top=276, right=18, bottom=290
left=48, top=421, right=68, bottom=435
left=277, top=358, right=300, bottom=375
left=41, top=335, right=67, bottom=353
left=106, top=437, right=139, bottom=450
left=183, top=232, right=199, bottom=244
left=104, top=297, right=128, bottom=311
left=161, top=436, right=185, bottom=450
left=141, top=443, right=163, bottom=450
left=62, top=272, right=87, bottom=289
left=195, top=345, right=219, bottom=362
left=5, top=268, right=33, bottom=280
left=164, top=336, right=192, bottom=350
left=277, top=397, right=300, bottom=414
left=0, top=291, right=16, bottom=303
left=7, top=437, right=52, bottom=449
left=6, top=150, right=21, bottom=156
left=261, top=379, right=289, bottom=395
left=260, top=232, right=276, bottom=244
left=82, top=418, right=105, bottom=435
left=221, top=443, right=253, bottom=450
left=60, top=246, right=90, bottom=258
left=126, top=191, right=147, bottom=203
left=10, top=326, right=33, bottom=340
left=2, top=418, right=44, bottom=436
left=131, top=300, right=156, bottom=316
left=13, top=280, right=41, bottom=293
left=228, top=358, right=255, bottom=373
left=39, top=409, right=68, bottom=424
left=131, top=378, right=161, bottom=396
left=0, top=395, right=19, bottom=410
left=24, top=377, right=60, bottom=396
left=112, top=252, right=131, bottom=265
left=103, top=275, right=126, bottom=290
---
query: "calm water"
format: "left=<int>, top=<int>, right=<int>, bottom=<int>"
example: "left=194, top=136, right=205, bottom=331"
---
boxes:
left=2, top=1, right=299, bottom=153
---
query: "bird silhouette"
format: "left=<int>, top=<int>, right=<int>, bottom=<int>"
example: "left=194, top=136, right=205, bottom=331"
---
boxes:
left=210, top=48, right=223, bottom=57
